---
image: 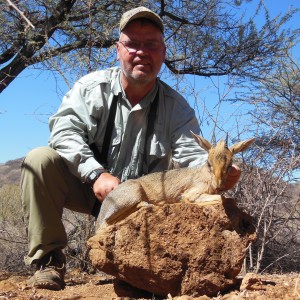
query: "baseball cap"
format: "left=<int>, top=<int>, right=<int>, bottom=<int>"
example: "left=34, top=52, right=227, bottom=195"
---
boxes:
left=119, top=6, right=164, bottom=34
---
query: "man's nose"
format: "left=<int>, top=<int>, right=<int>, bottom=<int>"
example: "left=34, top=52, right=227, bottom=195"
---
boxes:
left=135, top=47, right=149, bottom=55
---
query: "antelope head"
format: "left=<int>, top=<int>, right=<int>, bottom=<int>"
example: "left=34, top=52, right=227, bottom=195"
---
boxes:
left=191, top=132, right=255, bottom=190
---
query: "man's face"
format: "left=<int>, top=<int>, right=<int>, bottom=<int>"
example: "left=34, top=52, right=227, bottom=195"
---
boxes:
left=117, top=20, right=166, bottom=86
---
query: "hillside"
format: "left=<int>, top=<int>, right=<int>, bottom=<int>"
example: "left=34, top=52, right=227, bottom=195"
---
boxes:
left=0, top=158, right=23, bottom=188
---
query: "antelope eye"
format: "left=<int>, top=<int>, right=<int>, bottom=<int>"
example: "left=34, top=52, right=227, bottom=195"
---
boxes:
left=227, top=160, right=233, bottom=171
left=207, top=161, right=212, bottom=170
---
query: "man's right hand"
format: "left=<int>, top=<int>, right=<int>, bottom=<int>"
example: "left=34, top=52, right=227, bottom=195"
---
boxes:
left=92, top=172, right=121, bottom=201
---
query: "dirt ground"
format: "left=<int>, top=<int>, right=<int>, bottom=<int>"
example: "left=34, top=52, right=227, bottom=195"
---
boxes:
left=0, top=270, right=299, bottom=300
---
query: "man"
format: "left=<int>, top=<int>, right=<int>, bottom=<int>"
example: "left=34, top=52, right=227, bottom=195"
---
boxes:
left=21, top=6, right=240, bottom=290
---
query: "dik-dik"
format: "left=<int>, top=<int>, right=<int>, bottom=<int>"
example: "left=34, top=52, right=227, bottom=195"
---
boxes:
left=98, top=132, right=255, bottom=227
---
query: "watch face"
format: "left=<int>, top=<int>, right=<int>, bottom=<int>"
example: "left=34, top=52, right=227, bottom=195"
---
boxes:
left=87, top=169, right=106, bottom=185
left=89, top=172, right=98, bottom=181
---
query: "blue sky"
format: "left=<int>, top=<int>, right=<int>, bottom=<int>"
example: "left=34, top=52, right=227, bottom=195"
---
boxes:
left=0, top=0, right=299, bottom=163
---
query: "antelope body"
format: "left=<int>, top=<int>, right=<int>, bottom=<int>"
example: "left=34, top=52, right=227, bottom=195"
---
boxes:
left=97, top=132, right=255, bottom=228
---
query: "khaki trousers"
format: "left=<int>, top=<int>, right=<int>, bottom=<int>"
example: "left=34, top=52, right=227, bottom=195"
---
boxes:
left=20, top=146, right=97, bottom=265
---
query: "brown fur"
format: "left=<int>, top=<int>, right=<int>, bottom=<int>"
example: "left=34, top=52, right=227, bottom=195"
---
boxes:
left=98, top=132, right=255, bottom=227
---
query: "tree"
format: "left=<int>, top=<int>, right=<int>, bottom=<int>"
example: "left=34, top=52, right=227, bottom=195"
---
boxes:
left=1, top=0, right=299, bottom=92
left=236, top=53, right=300, bottom=175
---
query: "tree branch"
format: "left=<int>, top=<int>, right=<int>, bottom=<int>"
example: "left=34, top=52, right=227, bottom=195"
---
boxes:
left=0, top=0, right=77, bottom=92
left=5, top=0, right=35, bottom=29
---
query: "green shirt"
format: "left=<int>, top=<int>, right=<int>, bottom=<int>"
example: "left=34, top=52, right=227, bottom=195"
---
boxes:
left=49, top=67, right=207, bottom=182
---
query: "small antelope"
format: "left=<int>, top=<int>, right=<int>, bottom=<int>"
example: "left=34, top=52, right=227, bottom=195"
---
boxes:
left=97, top=132, right=255, bottom=227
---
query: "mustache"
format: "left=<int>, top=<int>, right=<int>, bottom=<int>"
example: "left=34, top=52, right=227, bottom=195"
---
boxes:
left=133, top=59, right=150, bottom=65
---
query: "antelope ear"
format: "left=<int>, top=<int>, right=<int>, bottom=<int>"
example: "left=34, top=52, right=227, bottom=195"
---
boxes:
left=190, top=131, right=212, bottom=152
left=229, top=138, right=256, bottom=154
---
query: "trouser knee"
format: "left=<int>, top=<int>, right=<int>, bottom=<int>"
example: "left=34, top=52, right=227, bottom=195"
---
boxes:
left=21, top=146, right=96, bottom=215
left=21, top=146, right=68, bottom=186
left=22, top=146, right=61, bottom=171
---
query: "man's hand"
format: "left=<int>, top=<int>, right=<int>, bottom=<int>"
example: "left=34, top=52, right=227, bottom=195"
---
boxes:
left=222, top=164, right=241, bottom=191
left=93, top=172, right=121, bottom=201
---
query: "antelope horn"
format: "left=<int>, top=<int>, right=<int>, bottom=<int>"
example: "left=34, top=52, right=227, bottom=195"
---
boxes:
left=225, top=132, right=229, bottom=148
left=212, top=132, right=217, bottom=146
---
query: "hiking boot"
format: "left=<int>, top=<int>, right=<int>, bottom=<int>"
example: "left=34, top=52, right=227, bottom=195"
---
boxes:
left=27, top=249, right=66, bottom=290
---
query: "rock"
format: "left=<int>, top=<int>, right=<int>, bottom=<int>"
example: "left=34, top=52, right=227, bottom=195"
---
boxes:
left=87, top=197, right=256, bottom=297
left=240, top=273, right=266, bottom=291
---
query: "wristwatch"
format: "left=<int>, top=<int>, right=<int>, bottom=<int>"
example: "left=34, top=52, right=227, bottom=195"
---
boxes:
left=86, top=168, right=107, bottom=186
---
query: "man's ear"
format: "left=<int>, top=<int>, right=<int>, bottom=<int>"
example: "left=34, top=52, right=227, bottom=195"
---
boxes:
left=116, top=42, right=120, bottom=61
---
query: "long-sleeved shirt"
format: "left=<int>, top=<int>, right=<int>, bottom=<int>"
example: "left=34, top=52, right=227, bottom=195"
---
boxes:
left=48, top=67, right=208, bottom=182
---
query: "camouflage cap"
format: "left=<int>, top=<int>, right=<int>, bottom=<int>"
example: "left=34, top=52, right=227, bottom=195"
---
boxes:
left=119, top=6, right=164, bottom=34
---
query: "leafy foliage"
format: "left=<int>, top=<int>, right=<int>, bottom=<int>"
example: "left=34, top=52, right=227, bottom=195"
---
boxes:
left=1, top=0, right=299, bottom=91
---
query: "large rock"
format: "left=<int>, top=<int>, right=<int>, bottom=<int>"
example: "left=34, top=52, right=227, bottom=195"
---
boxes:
left=87, top=197, right=256, bottom=297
